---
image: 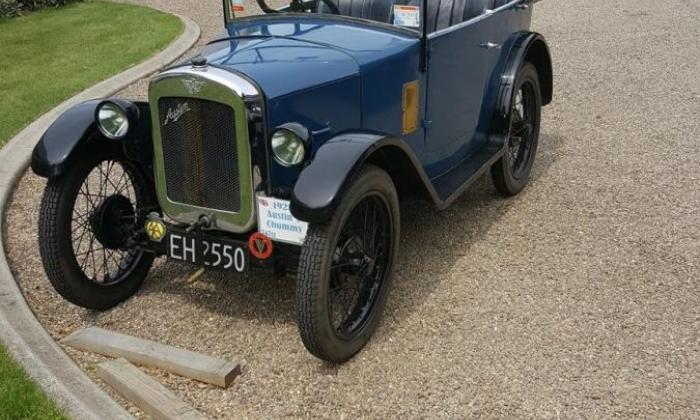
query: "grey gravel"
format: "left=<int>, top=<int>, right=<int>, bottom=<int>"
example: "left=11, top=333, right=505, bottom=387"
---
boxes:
left=5, top=0, right=700, bottom=418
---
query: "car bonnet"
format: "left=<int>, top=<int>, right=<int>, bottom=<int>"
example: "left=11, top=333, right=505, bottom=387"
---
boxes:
left=201, top=16, right=419, bottom=99
left=202, top=36, right=360, bottom=100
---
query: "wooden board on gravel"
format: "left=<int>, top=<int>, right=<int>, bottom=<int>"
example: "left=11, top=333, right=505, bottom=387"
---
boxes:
left=97, top=358, right=207, bottom=420
left=64, top=327, right=240, bottom=387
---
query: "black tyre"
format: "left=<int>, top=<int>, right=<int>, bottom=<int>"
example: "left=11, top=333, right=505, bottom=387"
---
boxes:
left=296, top=165, right=400, bottom=362
left=491, top=62, right=542, bottom=196
left=38, top=144, right=155, bottom=310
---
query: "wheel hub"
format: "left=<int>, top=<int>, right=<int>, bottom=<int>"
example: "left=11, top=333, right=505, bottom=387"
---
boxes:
left=90, top=194, right=136, bottom=250
left=340, top=235, right=376, bottom=274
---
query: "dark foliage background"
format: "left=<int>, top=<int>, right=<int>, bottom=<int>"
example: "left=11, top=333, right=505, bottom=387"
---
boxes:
left=1, top=0, right=82, bottom=18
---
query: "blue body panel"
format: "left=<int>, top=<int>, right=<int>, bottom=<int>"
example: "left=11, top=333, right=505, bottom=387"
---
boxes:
left=424, top=16, right=492, bottom=179
left=425, top=3, right=533, bottom=199
left=220, top=15, right=419, bottom=68
left=205, top=36, right=360, bottom=99
left=199, top=3, right=536, bottom=202
left=205, top=15, right=425, bottom=190
left=267, top=75, right=362, bottom=190
left=29, top=3, right=553, bottom=228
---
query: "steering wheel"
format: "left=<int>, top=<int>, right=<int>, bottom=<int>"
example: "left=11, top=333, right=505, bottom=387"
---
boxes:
left=256, top=0, right=340, bottom=14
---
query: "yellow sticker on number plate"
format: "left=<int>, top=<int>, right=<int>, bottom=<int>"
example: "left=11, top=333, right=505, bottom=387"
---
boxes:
left=145, top=219, right=166, bottom=242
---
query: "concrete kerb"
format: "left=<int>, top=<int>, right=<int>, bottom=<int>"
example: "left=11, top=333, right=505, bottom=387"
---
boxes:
left=0, top=13, right=199, bottom=420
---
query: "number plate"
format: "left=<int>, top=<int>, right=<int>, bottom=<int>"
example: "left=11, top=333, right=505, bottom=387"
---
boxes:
left=166, top=232, right=248, bottom=272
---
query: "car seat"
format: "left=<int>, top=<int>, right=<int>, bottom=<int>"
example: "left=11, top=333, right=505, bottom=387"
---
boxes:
left=317, top=0, right=397, bottom=24
left=318, top=0, right=494, bottom=31
left=391, top=0, right=494, bottom=32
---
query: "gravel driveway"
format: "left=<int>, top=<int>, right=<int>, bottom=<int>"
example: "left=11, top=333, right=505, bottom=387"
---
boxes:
left=5, top=0, right=699, bottom=418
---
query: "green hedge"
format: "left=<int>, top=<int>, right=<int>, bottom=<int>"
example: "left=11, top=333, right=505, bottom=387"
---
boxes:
left=1, top=0, right=82, bottom=18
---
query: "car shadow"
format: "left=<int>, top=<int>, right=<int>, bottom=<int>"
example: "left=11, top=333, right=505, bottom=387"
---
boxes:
left=382, top=132, right=564, bottom=332
left=129, top=133, right=564, bottom=332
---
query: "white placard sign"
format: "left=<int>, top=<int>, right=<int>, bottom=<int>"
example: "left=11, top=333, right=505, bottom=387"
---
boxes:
left=230, top=0, right=244, bottom=14
left=393, top=5, right=420, bottom=28
left=256, top=195, right=308, bottom=245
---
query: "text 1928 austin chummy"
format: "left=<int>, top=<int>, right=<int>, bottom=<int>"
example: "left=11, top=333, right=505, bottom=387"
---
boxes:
left=31, top=0, right=552, bottom=362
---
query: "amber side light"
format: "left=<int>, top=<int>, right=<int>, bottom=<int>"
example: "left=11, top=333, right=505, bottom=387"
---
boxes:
left=402, top=80, right=419, bottom=134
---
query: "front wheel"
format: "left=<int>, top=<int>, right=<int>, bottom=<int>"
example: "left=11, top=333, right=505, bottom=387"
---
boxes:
left=38, top=144, right=156, bottom=310
left=296, top=165, right=400, bottom=362
left=491, top=62, right=542, bottom=196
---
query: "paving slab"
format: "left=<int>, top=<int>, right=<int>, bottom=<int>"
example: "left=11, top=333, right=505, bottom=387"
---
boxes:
left=64, top=327, right=240, bottom=388
left=97, top=358, right=207, bottom=420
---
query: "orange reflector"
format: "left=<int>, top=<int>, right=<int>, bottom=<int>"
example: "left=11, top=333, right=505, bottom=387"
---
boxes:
left=402, top=80, right=419, bottom=134
left=248, top=232, right=273, bottom=260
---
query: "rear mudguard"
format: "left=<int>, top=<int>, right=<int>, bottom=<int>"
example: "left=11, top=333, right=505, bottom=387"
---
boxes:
left=290, top=132, right=439, bottom=224
left=494, top=31, right=553, bottom=136
left=31, top=100, right=154, bottom=178
left=291, top=35, right=553, bottom=225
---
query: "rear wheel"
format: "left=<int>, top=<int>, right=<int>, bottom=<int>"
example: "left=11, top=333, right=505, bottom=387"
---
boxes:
left=296, top=165, right=400, bottom=362
left=38, top=145, right=155, bottom=310
left=491, top=62, right=542, bottom=196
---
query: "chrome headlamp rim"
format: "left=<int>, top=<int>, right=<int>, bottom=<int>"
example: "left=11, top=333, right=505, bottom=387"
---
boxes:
left=94, top=99, right=139, bottom=140
left=271, top=129, right=305, bottom=167
left=271, top=123, right=310, bottom=167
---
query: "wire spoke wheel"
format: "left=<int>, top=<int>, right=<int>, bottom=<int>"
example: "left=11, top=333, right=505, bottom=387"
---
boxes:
left=38, top=145, right=156, bottom=310
left=508, top=81, right=537, bottom=179
left=328, top=195, right=391, bottom=337
left=491, top=62, right=542, bottom=196
left=296, top=165, right=399, bottom=362
left=70, top=159, right=144, bottom=285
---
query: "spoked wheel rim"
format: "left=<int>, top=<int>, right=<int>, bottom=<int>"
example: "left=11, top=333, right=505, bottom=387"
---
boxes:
left=508, top=80, right=537, bottom=179
left=70, top=159, right=146, bottom=286
left=328, top=194, right=392, bottom=339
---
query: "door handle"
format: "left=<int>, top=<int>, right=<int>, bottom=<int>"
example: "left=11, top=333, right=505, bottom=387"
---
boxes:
left=480, top=42, right=501, bottom=49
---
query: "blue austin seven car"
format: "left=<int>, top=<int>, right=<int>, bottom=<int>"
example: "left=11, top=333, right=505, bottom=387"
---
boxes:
left=31, top=0, right=552, bottom=361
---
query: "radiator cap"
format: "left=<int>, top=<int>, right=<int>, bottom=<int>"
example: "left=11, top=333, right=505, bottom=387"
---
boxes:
left=191, top=56, right=208, bottom=69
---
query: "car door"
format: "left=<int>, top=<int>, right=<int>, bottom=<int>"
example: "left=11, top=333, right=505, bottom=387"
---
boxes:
left=423, top=16, right=495, bottom=180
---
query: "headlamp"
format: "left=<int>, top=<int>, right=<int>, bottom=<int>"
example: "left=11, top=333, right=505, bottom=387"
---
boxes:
left=271, top=124, right=309, bottom=166
left=95, top=100, right=138, bottom=140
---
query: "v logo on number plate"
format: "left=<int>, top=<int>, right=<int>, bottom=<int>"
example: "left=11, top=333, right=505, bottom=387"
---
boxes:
left=248, top=233, right=273, bottom=260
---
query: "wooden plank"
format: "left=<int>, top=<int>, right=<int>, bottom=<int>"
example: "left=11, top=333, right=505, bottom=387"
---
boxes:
left=63, top=327, right=240, bottom=387
left=97, top=358, right=207, bottom=420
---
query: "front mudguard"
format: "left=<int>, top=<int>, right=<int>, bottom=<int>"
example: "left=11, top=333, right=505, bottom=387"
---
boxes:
left=289, top=132, right=439, bottom=224
left=31, top=99, right=154, bottom=179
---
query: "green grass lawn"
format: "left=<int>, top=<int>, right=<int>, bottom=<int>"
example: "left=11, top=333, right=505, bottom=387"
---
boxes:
left=0, top=0, right=183, bottom=145
left=0, top=347, right=66, bottom=419
left=0, top=1, right=182, bottom=418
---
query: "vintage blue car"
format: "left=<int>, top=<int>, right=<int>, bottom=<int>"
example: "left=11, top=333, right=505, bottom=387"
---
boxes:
left=31, top=0, right=552, bottom=361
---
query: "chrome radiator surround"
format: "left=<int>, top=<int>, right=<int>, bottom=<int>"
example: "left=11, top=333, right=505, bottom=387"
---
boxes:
left=149, top=66, right=259, bottom=233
